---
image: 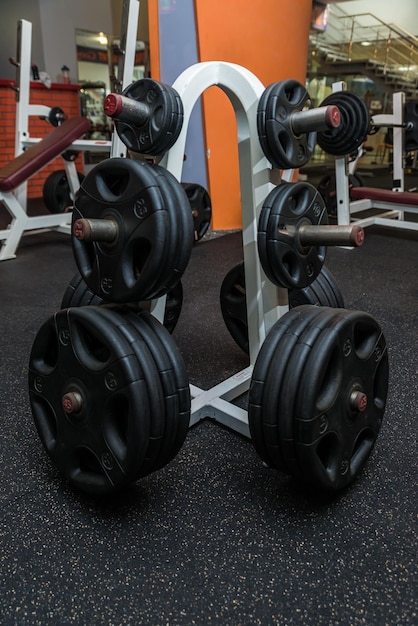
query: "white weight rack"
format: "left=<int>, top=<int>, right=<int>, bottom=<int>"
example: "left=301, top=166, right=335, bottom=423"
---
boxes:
left=161, top=61, right=290, bottom=436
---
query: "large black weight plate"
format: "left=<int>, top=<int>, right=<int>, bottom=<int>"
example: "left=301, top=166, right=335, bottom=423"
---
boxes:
left=258, top=181, right=328, bottom=290
left=61, top=271, right=184, bottom=334
left=249, top=306, right=389, bottom=492
left=181, top=182, right=212, bottom=242
left=28, top=307, right=154, bottom=494
left=257, top=79, right=316, bottom=169
left=274, top=307, right=349, bottom=478
left=219, top=262, right=344, bottom=354
left=72, top=158, right=193, bottom=302
left=43, top=169, right=84, bottom=214
left=317, top=92, right=369, bottom=156
left=219, top=262, right=249, bottom=354
left=92, top=307, right=188, bottom=477
left=128, top=310, right=191, bottom=474
left=294, top=308, right=389, bottom=492
left=260, top=306, right=341, bottom=476
left=114, top=78, right=183, bottom=155
left=61, top=272, right=103, bottom=308
left=248, top=306, right=315, bottom=469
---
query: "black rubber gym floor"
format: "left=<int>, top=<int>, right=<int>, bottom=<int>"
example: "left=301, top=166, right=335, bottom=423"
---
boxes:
left=1, top=218, right=417, bottom=624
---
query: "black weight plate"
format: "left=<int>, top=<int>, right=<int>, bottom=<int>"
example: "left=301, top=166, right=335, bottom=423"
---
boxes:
left=275, top=307, right=349, bottom=478
left=73, top=158, right=176, bottom=303
left=248, top=305, right=328, bottom=470
left=257, top=80, right=316, bottom=169
left=258, top=181, right=328, bottom=289
left=404, top=101, right=418, bottom=152
left=129, top=309, right=190, bottom=472
left=220, top=261, right=344, bottom=354
left=114, top=79, right=183, bottom=155
left=256, top=83, right=285, bottom=168
left=219, top=262, right=248, bottom=354
left=260, top=306, right=337, bottom=475
left=162, top=280, right=183, bottom=334
left=293, top=309, right=389, bottom=492
left=154, top=166, right=194, bottom=274
left=181, top=182, right=212, bottom=242
left=143, top=164, right=183, bottom=293
left=61, top=271, right=183, bottom=334
left=28, top=306, right=153, bottom=494
left=61, top=272, right=103, bottom=308
left=43, top=169, right=84, bottom=214
left=93, top=306, right=178, bottom=476
left=314, top=266, right=345, bottom=308
left=317, top=92, right=369, bottom=156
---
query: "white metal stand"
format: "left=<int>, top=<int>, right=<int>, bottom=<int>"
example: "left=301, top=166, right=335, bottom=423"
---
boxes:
left=162, top=61, right=289, bottom=436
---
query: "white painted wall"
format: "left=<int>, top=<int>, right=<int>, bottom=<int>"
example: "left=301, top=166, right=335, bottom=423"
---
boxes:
left=38, top=0, right=113, bottom=84
left=337, top=0, right=418, bottom=35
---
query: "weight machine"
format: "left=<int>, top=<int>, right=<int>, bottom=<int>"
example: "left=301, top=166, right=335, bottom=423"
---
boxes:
left=331, top=84, right=418, bottom=233
left=0, top=0, right=141, bottom=261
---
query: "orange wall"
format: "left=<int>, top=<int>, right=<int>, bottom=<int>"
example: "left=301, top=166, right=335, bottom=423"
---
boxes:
left=148, top=0, right=312, bottom=229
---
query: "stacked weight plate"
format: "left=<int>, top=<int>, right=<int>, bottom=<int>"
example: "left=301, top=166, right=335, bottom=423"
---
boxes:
left=28, top=306, right=190, bottom=494
left=248, top=305, right=389, bottom=492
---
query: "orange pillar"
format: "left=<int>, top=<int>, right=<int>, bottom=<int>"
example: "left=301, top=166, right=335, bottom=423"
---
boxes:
left=148, top=0, right=312, bottom=230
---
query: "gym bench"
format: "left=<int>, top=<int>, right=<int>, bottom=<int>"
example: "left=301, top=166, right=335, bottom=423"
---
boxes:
left=0, top=116, right=91, bottom=260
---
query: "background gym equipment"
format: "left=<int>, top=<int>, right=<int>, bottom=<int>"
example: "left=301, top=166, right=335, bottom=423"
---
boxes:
left=71, top=157, right=194, bottom=303
left=220, top=262, right=345, bottom=354
left=43, top=169, right=85, bottom=214
left=317, top=172, right=364, bottom=217
left=29, top=61, right=388, bottom=496
left=104, top=80, right=184, bottom=156
left=256, top=79, right=341, bottom=169
left=323, top=86, right=418, bottom=233
left=0, top=116, right=91, bottom=261
left=61, top=272, right=184, bottom=334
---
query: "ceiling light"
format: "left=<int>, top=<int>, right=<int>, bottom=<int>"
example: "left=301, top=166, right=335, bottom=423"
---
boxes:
left=360, top=41, right=372, bottom=46
left=98, top=32, right=108, bottom=45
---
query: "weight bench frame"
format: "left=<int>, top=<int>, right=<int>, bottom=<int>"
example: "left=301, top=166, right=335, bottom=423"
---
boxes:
left=0, top=116, right=91, bottom=261
left=332, top=86, right=418, bottom=233
left=161, top=61, right=290, bottom=436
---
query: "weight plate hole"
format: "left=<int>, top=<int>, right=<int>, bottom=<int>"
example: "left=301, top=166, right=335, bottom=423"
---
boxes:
left=32, top=397, right=57, bottom=454
left=316, top=345, right=342, bottom=412
left=281, top=250, right=300, bottom=284
left=97, top=169, right=131, bottom=199
left=126, top=239, right=151, bottom=285
left=104, top=394, right=130, bottom=462
left=73, top=322, right=111, bottom=367
left=373, top=353, right=389, bottom=411
left=151, top=105, right=164, bottom=132
left=351, top=429, right=374, bottom=475
left=353, top=321, right=380, bottom=360
left=277, top=131, right=289, bottom=155
left=32, top=323, right=59, bottom=373
left=316, top=432, right=339, bottom=472
left=70, top=447, right=107, bottom=483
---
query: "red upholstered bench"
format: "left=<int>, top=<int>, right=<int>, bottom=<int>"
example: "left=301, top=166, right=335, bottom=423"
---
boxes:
left=0, top=116, right=91, bottom=193
left=350, top=187, right=418, bottom=206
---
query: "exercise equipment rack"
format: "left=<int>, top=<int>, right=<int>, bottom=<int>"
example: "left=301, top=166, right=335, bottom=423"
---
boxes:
left=161, top=61, right=290, bottom=437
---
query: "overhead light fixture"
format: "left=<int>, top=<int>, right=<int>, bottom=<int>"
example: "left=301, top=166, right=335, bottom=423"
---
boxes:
left=360, top=41, right=372, bottom=46
left=98, top=32, right=108, bottom=46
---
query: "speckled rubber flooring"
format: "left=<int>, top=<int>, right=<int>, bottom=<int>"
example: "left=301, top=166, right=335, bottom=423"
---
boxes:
left=0, top=223, right=417, bottom=625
